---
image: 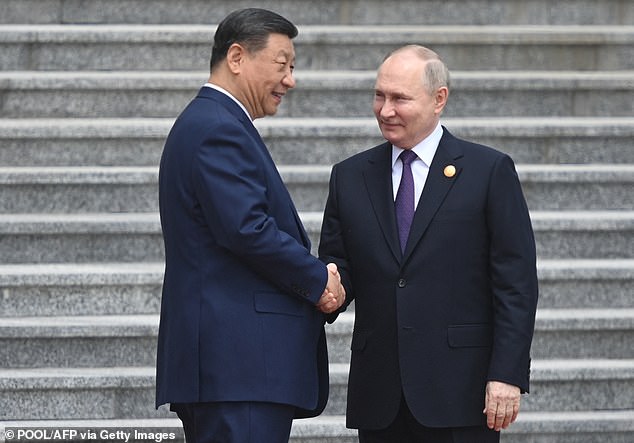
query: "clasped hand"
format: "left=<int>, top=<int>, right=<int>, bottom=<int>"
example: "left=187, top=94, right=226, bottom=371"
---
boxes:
left=316, top=263, right=346, bottom=314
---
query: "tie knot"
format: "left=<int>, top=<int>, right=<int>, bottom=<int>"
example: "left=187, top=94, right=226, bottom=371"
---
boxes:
left=399, top=149, right=417, bottom=166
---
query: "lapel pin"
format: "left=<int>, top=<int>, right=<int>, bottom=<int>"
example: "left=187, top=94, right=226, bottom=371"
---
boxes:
left=444, top=165, right=456, bottom=178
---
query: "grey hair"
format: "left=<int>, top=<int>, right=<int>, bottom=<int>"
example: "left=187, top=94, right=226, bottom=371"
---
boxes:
left=385, top=45, right=451, bottom=94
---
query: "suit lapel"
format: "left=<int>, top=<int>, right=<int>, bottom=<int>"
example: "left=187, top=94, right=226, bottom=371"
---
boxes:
left=363, top=143, right=402, bottom=263
left=402, top=129, right=464, bottom=262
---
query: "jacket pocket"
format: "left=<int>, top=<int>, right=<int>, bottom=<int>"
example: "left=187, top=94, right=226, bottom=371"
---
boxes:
left=254, top=291, right=305, bottom=317
left=447, top=324, right=492, bottom=348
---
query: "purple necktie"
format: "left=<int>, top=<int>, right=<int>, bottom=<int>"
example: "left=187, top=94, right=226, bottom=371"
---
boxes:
left=395, top=149, right=417, bottom=252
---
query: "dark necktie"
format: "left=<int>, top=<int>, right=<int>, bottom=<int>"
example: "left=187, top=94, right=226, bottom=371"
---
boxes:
left=395, top=149, right=417, bottom=253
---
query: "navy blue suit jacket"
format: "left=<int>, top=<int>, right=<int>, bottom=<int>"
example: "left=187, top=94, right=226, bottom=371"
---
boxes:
left=156, top=87, right=329, bottom=418
left=319, top=128, right=538, bottom=429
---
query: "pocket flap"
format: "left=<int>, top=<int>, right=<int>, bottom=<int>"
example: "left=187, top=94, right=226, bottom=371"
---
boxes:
left=254, top=291, right=304, bottom=317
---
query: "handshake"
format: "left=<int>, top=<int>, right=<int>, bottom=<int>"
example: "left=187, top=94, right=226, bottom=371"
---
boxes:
left=316, top=263, right=346, bottom=314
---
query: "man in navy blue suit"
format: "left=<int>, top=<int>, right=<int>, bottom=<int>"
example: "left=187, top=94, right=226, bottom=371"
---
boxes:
left=319, top=45, right=539, bottom=442
left=156, top=8, right=345, bottom=443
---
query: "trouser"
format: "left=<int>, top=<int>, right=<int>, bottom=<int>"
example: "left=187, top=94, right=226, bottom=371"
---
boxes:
left=171, top=401, right=296, bottom=443
left=358, top=395, right=500, bottom=443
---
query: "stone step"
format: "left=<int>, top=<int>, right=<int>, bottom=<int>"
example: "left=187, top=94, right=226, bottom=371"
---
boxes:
left=517, top=164, right=634, bottom=211
left=1, top=25, right=633, bottom=71
left=0, top=260, right=630, bottom=317
left=500, top=410, right=634, bottom=443
left=326, top=309, right=634, bottom=364
left=0, top=315, right=158, bottom=369
left=0, top=367, right=171, bottom=420
left=524, top=211, right=634, bottom=259
left=2, top=411, right=634, bottom=443
left=323, top=360, right=634, bottom=416
left=2, top=71, right=632, bottom=118
left=0, top=211, right=631, bottom=263
left=511, top=360, right=634, bottom=415
left=0, top=118, right=170, bottom=167
left=532, top=309, right=634, bottom=359
left=1, top=360, right=632, bottom=419
left=0, top=167, right=159, bottom=214
left=537, top=259, right=634, bottom=309
left=1, top=117, right=632, bottom=166
left=0, top=263, right=164, bottom=317
left=1, top=0, right=631, bottom=25
left=1, top=164, right=632, bottom=213
left=1, top=308, right=631, bottom=369
left=0, top=213, right=164, bottom=264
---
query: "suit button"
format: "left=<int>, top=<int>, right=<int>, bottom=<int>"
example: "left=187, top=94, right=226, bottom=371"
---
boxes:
left=398, top=279, right=406, bottom=288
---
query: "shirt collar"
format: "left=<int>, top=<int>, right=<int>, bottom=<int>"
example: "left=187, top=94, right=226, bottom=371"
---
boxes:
left=391, top=122, right=443, bottom=168
left=204, top=83, right=253, bottom=120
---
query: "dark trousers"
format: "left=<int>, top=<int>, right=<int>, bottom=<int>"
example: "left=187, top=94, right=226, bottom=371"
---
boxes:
left=171, top=401, right=296, bottom=443
left=358, top=395, right=500, bottom=443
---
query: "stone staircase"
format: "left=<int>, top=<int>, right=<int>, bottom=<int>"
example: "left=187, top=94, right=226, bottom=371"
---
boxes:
left=0, top=1, right=633, bottom=442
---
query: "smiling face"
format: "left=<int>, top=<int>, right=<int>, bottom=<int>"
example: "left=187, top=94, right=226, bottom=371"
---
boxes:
left=373, top=50, right=448, bottom=148
left=235, top=33, right=296, bottom=119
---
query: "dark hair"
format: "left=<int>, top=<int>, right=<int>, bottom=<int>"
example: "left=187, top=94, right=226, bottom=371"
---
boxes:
left=210, top=8, right=298, bottom=72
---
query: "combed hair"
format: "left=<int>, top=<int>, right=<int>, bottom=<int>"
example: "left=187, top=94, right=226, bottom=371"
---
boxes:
left=210, top=8, right=298, bottom=72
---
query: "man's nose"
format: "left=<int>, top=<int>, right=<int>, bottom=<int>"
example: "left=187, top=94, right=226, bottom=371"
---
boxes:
left=283, top=72, right=296, bottom=89
left=380, top=100, right=396, bottom=117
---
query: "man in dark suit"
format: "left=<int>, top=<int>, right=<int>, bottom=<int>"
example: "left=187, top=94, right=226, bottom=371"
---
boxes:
left=319, top=45, right=539, bottom=442
left=156, top=8, right=345, bottom=443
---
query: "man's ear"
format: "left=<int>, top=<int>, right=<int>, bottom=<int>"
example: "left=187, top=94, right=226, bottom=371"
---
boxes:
left=434, top=86, right=449, bottom=114
left=226, top=43, right=246, bottom=74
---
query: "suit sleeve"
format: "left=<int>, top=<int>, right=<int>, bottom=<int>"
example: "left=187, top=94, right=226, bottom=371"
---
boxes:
left=191, top=120, right=327, bottom=305
left=486, top=154, right=539, bottom=392
left=319, top=163, right=353, bottom=317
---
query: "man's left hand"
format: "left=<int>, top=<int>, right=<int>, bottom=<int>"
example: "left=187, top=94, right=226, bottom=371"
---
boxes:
left=483, top=381, right=520, bottom=431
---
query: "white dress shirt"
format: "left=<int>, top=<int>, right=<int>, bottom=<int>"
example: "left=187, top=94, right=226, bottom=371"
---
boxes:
left=391, top=122, right=444, bottom=210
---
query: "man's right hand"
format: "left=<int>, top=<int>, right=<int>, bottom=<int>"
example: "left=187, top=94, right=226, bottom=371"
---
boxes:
left=316, top=263, right=346, bottom=314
